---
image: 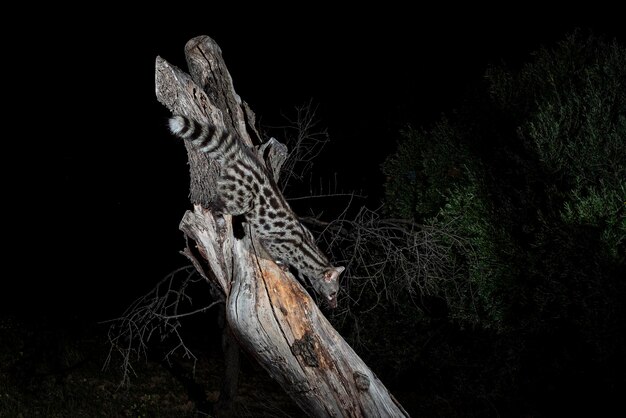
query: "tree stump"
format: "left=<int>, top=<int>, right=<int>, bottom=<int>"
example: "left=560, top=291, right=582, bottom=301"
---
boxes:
left=155, top=35, right=410, bottom=418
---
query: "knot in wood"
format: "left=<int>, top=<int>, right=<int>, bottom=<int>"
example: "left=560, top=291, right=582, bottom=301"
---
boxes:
left=353, top=371, right=370, bottom=391
left=291, top=332, right=319, bottom=368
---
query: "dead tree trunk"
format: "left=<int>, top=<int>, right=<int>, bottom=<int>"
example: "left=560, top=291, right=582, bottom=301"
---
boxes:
left=155, top=35, right=410, bottom=418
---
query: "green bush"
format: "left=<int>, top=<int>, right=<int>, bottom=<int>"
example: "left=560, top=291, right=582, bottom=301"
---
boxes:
left=382, top=31, right=625, bottom=331
left=489, top=31, right=626, bottom=263
left=381, top=118, right=469, bottom=221
left=344, top=32, right=626, bottom=416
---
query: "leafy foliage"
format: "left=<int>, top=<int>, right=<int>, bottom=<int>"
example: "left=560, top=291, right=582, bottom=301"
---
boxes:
left=382, top=30, right=625, bottom=328
left=488, top=30, right=626, bottom=261
left=382, top=119, right=468, bottom=221
left=372, top=30, right=626, bottom=415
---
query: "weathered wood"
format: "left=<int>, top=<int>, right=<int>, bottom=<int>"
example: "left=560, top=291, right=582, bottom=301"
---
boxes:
left=156, top=35, right=409, bottom=417
left=258, top=137, right=289, bottom=182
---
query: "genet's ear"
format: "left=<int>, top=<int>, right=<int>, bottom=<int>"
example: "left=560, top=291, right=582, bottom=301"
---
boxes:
left=324, top=266, right=345, bottom=282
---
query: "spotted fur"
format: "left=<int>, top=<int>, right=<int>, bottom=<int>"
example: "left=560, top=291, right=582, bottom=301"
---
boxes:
left=169, top=115, right=344, bottom=307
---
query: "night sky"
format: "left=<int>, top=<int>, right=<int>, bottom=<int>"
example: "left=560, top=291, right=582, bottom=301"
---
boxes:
left=6, top=8, right=624, bottom=323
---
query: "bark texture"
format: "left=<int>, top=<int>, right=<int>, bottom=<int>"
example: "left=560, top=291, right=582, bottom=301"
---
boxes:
left=155, top=35, right=409, bottom=418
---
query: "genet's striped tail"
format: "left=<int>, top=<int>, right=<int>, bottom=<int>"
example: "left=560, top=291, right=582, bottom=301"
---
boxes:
left=168, top=115, right=236, bottom=158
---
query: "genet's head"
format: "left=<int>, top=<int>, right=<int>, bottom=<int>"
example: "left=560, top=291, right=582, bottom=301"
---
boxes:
left=319, top=266, right=345, bottom=308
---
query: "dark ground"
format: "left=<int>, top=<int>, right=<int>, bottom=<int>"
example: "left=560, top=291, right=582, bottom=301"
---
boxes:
left=0, top=312, right=308, bottom=417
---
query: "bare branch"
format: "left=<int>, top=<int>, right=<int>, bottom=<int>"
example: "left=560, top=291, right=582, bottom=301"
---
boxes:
left=102, top=266, right=221, bottom=386
left=263, top=100, right=331, bottom=191
left=298, top=201, right=477, bottom=345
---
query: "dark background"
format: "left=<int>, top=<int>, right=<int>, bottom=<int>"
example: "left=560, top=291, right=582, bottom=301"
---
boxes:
left=5, top=8, right=624, bottom=324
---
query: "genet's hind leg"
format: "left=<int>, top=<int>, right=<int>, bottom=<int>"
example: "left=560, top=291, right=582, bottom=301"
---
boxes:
left=219, top=191, right=254, bottom=216
left=216, top=175, right=254, bottom=216
left=208, top=197, right=227, bottom=214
